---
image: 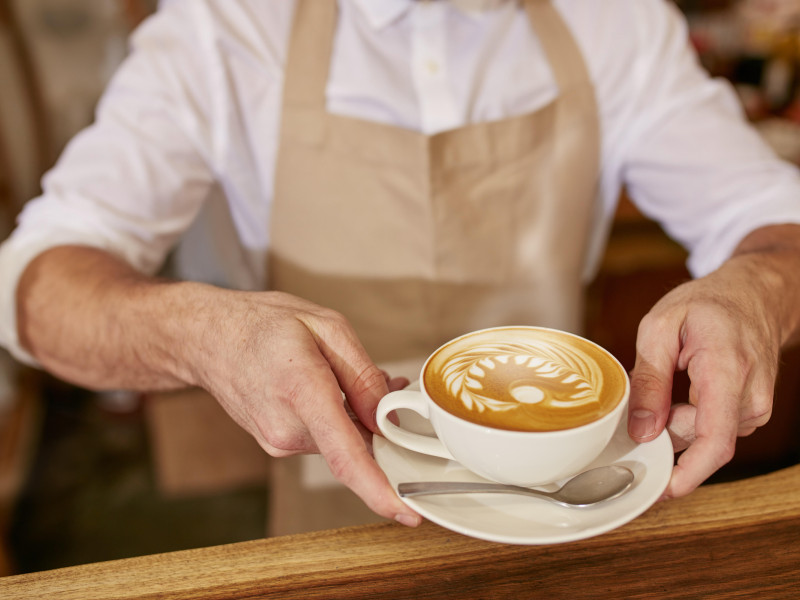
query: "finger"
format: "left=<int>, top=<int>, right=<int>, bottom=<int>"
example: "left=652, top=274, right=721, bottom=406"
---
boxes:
left=300, top=367, right=421, bottom=526
left=214, top=390, right=320, bottom=457
left=667, top=432, right=735, bottom=499
left=257, top=431, right=319, bottom=458
left=354, top=420, right=376, bottom=455
left=673, top=339, right=771, bottom=444
left=251, top=407, right=320, bottom=457
left=380, top=369, right=410, bottom=392
left=339, top=364, right=388, bottom=433
left=387, top=376, right=410, bottom=392
left=628, top=312, right=683, bottom=442
left=299, top=312, right=388, bottom=433
left=665, top=402, right=696, bottom=452
left=736, top=371, right=774, bottom=431
left=664, top=354, right=740, bottom=498
left=344, top=399, right=385, bottom=451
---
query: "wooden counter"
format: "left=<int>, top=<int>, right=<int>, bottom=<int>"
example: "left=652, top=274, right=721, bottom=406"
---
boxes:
left=2, top=461, right=799, bottom=599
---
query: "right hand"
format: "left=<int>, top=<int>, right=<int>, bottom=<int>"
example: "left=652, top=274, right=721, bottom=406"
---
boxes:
left=190, top=290, right=421, bottom=526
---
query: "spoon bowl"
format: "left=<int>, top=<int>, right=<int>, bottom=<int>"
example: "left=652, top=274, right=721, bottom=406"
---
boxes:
left=397, top=465, right=634, bottom=508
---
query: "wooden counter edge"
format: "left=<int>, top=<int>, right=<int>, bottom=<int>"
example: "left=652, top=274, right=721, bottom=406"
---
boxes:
left=2, top=462, right=800, bottom=599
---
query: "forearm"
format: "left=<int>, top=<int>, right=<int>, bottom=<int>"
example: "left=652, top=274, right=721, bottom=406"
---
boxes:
left=16, top=245, right=215, bottom=391
left=729, top=223, right=800, bottom=349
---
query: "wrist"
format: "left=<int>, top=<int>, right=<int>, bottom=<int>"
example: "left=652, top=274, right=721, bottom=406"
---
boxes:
left=152, top=280, right=230, bottom=389
left=731, top=225, right=800, bottom=348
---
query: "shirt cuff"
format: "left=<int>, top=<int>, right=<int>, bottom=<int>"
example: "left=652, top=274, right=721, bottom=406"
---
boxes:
left=0, top=236, right=48, bottom=367
left=687, top=202, right=800, bottom=278
left=0, top=232, right=129, bottom=367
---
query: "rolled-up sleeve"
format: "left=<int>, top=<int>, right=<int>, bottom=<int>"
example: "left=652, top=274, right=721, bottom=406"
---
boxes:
left=0, top=1, right=216, bottom=364
left=617, top=0, right=800, bottom=278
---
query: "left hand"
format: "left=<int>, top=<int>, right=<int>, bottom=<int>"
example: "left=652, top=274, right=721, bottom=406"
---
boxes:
left=626, top=255, right=782, bottom=499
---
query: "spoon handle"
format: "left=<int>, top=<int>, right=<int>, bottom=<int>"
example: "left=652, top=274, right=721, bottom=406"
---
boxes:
left=398, top=481, right=559, bottom=502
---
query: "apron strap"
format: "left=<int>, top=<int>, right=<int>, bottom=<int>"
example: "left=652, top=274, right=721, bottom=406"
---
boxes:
left=524, top=0, right=591, bottom=91
left=282, top=0, right=336, bottom=110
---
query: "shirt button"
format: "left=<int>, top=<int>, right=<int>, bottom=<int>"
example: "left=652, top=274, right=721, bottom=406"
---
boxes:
left=426, top=59, right=440, bottom=75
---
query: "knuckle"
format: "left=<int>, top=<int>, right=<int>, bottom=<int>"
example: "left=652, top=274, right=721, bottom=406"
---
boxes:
left=261, top=443, right=295, bottom=459
left=738, top=426, right=757, bottom=438
left=262, top=426, right=307, bottom=455
left=630, top=368, right=668, bottom=401
left=318, top=306, right=350, bottom=328
left=636, top=309, right=673, bottom=343
left=746, top=395, right=773, bottom=426
left=305, top=307, right=359, bottom=345
left=752, top=410, right=772, bottom=428
left=738, top=376, right=774, bottom=427
left=351, top=364, right=388, bottom=399
left=637, top=309, right=659, bottom=332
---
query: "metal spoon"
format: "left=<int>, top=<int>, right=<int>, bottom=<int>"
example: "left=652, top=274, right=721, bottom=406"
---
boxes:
left=397, top=465, right=635, bottom=508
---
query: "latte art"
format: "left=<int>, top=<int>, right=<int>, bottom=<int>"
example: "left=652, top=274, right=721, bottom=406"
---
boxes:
left=424, top=328, right=626, bottom=431
left=443, top=341, right=602, bottom=413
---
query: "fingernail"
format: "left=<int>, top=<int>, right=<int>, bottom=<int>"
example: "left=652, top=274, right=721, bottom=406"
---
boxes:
left=395, top=513, right=421, bottom=527
left=629, top=409, right=656, bottom=440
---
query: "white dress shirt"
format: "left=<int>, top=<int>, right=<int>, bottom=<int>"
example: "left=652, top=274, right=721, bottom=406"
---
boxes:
left=2, top=0, right=800, bottom=364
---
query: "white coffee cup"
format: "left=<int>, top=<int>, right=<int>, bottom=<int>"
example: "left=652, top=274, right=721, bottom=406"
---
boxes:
left=376, top=326, right=630, bottom=486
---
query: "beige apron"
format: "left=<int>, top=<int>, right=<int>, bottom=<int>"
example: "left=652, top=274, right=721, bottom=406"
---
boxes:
left=270, top=0, right=600, bottom=366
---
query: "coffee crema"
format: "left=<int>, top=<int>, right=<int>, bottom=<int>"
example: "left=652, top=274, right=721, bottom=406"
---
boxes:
left=423, top=327, right=627, bottom=432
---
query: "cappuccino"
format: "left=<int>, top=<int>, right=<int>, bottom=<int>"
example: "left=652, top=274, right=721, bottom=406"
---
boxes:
left=423, top=327, right=627, bottom=432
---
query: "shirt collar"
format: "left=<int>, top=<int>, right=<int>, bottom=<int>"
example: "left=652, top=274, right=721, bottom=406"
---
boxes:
left=349, top=0, right=510, bottom=31
left=349, top=0, right=412, bottom=30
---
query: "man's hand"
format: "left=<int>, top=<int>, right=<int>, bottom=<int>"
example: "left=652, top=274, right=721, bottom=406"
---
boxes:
left=191, top=290, right=420, bottom=526
left=17, top=246, right=421, bottom=526
left=627, top=224, right=800, bottom=498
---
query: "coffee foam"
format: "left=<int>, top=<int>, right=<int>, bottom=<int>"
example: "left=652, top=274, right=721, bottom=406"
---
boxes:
left=423, top=328, right=627, bottom=432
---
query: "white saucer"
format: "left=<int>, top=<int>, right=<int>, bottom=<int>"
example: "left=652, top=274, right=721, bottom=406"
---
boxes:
left=374, top=401, right=673, bottom=545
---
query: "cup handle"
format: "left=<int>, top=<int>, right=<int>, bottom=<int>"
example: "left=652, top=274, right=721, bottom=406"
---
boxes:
left=376, top=390, right=455, bottom=460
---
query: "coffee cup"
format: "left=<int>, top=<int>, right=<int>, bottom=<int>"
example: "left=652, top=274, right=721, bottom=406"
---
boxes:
left=376, top=326, right=630, bottom=486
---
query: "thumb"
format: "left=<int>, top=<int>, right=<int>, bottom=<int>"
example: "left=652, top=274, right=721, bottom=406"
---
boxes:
left=628, top=321, right=680, bottom=443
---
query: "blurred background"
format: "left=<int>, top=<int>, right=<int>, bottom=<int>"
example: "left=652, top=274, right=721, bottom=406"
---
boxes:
left=1, top=0, right=800, bottom=577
